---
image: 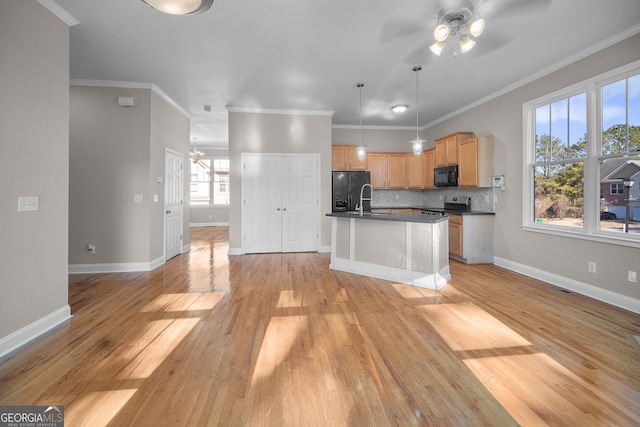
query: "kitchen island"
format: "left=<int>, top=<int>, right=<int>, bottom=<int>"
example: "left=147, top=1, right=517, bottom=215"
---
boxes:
left=326, top=210, right=450, bottom=290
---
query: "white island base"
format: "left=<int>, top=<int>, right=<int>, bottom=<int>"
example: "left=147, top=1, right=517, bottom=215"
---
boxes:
left=329, top=216, right=450, bottom=290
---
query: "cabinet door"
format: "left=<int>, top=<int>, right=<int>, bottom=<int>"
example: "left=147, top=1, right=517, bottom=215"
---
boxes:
left=458, top=137, right=479, bottom=187
left=406, top=153, right=424, bottom=189
left=331, top=146, right=348, bottom=170
left=423, top=148, right=435, bottom=188
left=368, top=153, right=388, bottom=188
left=444, top=136, right=458, bottom=165
left=349, top=146, right=367, bottom=170
left=435, top=139, right=447, bottom=166
left=448, top=214, right=463, bottom=257
left=387, top=154, right=407, bottom=188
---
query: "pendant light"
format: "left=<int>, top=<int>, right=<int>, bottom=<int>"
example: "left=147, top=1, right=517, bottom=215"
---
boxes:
left=356, top=82, right=366, bottom=162
left=409, top=66, right=425, bottom=156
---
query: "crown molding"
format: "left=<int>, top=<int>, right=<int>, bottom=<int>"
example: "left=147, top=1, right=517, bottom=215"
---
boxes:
left=37, top=0, right=79, bottom=26
left=69, top=79, right=191, bottom=119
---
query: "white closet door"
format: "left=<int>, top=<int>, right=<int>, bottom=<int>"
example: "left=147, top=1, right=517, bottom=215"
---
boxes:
left=281, top=156, right=318, bottom=252
left=241, top=154, right=319, bottom=254
left=242, top=154, right=282, bottom=253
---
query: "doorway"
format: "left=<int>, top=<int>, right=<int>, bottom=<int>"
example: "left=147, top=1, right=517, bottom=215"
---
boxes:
left=241, top=153, right=319, bottom=253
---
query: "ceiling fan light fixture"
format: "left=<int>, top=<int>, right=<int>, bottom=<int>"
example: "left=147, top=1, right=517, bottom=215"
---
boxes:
left=433, top=24, right=450, bottom=42
left=429, top=41, right=445, bottom=56
left=391, top=104, right=408, bottom=113
left=459, top=36, right=476, bottom=53
left=141, top=0, right=213, bottom=15
left=467, top=18, right=485, bottom=37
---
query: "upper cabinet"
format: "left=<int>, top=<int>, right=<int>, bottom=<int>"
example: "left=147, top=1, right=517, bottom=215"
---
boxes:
left=406, top=152, right=424, bottom=189
left=422, top=148, right=435, bottom=189
left=368, top=153, right=407, bottom=189
left=332, top=145, right=367, bottom=170
left=434, top=132, right=473, bottom=166
left=458, top=136, right=494, bottom=187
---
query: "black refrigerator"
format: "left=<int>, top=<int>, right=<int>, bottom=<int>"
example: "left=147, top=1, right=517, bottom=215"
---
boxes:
left=332, top=171, right=371, bottom=212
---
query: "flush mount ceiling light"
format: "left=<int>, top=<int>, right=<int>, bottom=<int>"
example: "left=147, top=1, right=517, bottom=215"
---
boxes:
left=391, top=104, right=409, bottom=114
left=409, top=65, right=425, bottom=156
left=429, top=7, right=484, bottom=56
left=356, top=83, right=367, bottom=162
left=140, top=0, right=214, bottom=15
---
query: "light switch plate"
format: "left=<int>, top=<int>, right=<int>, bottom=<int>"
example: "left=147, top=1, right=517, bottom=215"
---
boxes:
left=18, top=196, right=39, bottom=212
left=134, top=194, right=143, bottom=203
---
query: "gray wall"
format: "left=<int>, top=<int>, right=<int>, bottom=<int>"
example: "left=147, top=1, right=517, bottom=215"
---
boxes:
left=228, top=112, right=332, bottom=251
left=0, top=1, right=70, bottom=344
left=69, top=85, right=190, bottom=267
left=424, top=33, right=640, bottom=300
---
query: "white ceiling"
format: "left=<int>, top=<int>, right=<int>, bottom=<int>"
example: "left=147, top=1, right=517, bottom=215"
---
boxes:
left=51, top=0, right=640, bottom=148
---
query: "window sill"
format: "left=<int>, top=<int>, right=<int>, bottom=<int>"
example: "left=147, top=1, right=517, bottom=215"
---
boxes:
left=522, top=225, right=640, bottom=249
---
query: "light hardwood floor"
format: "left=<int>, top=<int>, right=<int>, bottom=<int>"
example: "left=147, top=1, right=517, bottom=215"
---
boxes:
left=1, top=226, right=639, bottom=426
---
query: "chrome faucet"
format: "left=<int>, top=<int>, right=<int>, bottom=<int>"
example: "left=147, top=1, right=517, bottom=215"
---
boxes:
left=359, top=183, right=372, bottom=216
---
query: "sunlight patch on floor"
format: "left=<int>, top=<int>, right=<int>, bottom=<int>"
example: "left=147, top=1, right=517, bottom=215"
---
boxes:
left=277, top=290, right=308, bottom=308
left=65, top=389, right=137, bottom=427
left=392, top=283, right=442, bottom=301
left=251, top=316, right=308, bottom=384
left=464, top=353, right=599, bottom=426
left=141, top=292, right=223, bottom=312
left=116, top=318, right=200, bottom=379
left=418, top=302, right=531, bottom=351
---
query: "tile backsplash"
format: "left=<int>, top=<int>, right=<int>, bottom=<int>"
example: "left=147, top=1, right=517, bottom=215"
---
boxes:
left=373, top=187, right=495, bottom=212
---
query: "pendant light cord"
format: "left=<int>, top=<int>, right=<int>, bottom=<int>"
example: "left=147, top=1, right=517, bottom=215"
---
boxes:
left=414, top=65, right=421, bottom=140
left=357, top=83, right=364, bottom=147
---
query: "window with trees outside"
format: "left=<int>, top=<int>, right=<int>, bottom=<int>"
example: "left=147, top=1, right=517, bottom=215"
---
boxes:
left=524, top=62, right=640, bottom=245
left=190, top=158, right=230, bottom=206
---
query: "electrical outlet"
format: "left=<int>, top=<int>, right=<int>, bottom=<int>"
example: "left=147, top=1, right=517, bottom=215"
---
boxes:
left=395, top=194, right=400, bottom=200
left=588, top=261, right=597, bottom=273
left=88, top=244, right=96, bottom=254
left=629, top=271, right=637, bottom=283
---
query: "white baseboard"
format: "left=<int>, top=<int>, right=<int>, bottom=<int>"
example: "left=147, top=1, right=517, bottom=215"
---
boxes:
left=227, top=248, right=243, bottom=256
left=318, top=245, right=331, bottom=253
left=189, top=222, right=229, bottom=227
left=181, top=244, right=191, bottom=254
left=494, top=256, right=640, bottom=314
left=69, top=256, right=165, bottom=274
left=0, top=305, right=72, bottom=359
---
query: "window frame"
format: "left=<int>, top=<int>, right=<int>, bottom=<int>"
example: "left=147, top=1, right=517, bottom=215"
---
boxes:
left=522, top=59, right=640, bottom=248
left=189, top=156, right=230, bottom=208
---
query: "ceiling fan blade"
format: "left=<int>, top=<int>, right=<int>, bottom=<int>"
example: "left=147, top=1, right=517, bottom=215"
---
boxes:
left=380, top=17, right=427, bottom=45
left=478, top=0, right=552, bottom=20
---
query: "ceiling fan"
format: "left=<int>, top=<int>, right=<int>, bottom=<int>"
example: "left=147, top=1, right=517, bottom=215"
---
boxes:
left=381, top=0, right=552, bottom=63
left=190, top=137, right=205, bottom=163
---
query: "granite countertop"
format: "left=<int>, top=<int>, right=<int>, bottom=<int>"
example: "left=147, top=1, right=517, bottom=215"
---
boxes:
left=326, top=210, right=449, bottom=224
left=372, top=206, right=496, bottom=216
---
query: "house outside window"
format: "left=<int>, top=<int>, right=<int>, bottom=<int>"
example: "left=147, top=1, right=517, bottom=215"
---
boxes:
left=523, top=61, right=640, bottom=245
left=190, top=158, right=230, bottom=206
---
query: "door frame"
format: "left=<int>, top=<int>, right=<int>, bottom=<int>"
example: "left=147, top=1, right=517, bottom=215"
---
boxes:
left=164, top=147, right=184, bottom=261
left=241, top=152, right=321, bottom=254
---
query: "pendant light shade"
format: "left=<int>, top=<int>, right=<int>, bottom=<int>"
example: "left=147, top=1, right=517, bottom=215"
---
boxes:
left=141, top=0, right=214, bottom=15
left=409, top=66, right=425, bottom=156
left=356, top=82, right=366, bottom=162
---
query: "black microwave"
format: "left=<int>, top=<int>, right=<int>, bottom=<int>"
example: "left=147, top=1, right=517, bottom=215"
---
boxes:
left=434, top=165, right=459, bottom=187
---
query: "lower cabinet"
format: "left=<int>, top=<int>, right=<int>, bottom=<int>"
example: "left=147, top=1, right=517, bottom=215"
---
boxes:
left=448, top=214, right=494, bottom=264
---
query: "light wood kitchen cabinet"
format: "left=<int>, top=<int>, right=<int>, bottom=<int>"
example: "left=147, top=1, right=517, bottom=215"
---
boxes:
left=422, top=148, right=435, bottom=188
left=458, top=136, right=494, bottom=187
left=447, top=213, right=494, bottom=264
left=448, top=214, right=463, bottom=257
left=367, top=153, right=388, bottom=188
left=332, top=145, right=367, bottom=170
left=332, top=145, right=349, bottom=170
left=406, top=152, right=424, bottom=189
left=349, top=146, right=367, bottom=170
left=435, top=132, right=473, bottom=166
left=387, top=153, right=407, bottom=188
left=367, top=153, right=406, bottom=188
